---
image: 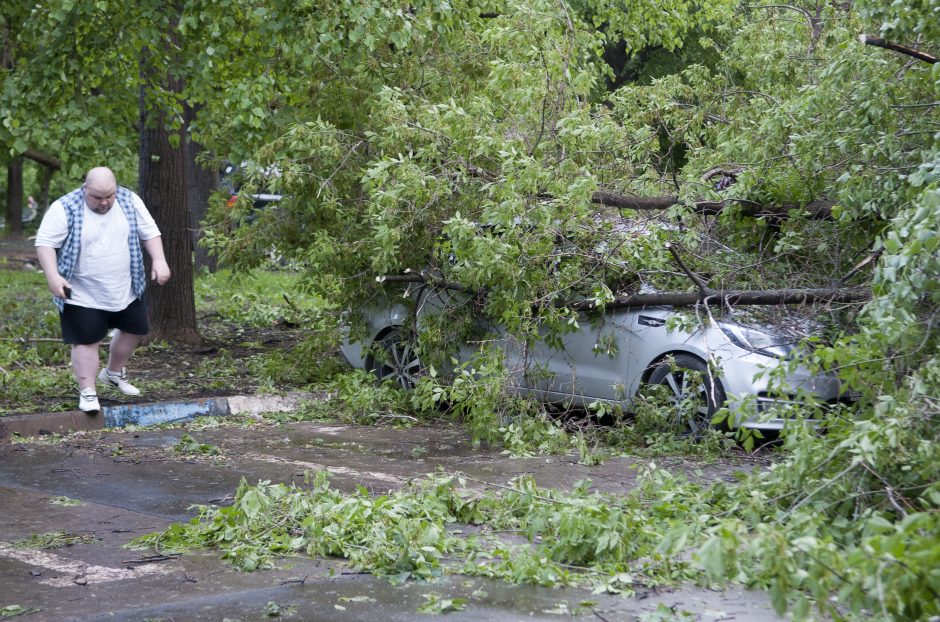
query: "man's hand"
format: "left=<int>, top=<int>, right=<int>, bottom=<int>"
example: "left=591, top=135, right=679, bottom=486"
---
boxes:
left=47, top=275, right=72, bottom=299
left=151, top=260, right=171, bottom=285
left=36, top=246, right=70, bottom=298
left=142, top=237, right=171, bottom=285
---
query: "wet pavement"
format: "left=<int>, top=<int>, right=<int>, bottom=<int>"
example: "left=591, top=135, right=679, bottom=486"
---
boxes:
left=0, top=416, right=784, bottom=621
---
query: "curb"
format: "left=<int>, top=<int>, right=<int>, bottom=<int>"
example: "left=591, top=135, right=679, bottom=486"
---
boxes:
left=0, top=393, right=312, bottom=440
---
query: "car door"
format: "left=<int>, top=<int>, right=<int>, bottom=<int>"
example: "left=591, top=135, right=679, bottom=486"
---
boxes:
left=414, top=287, right=527, bottom=392
left=523, top=310, right=636, bottom=405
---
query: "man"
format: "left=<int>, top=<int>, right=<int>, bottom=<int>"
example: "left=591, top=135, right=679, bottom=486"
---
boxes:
left=35, top=167, right=171, bottom=414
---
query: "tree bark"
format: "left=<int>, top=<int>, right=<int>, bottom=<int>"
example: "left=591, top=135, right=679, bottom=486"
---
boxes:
left=590, top=191, right=835, bottom=220
left=138, top=73, right=200, bottom=344
left=184, top=102, right=219, bottom=272
left=4, top=156, right=24, bottom=238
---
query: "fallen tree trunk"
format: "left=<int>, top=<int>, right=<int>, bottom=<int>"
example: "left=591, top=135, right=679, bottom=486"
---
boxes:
left=590, top=191, right=835, bottom=220
left=379, top=273, right=872, bottom=310
left=571, top=286, right=872, bottom=311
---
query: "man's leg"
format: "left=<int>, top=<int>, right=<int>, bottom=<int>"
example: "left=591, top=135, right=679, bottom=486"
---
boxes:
left=106, top=330, right=144, bottom=372
left=71, top=342, right=101, bottom=391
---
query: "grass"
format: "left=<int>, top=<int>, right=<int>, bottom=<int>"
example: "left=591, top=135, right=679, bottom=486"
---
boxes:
left=194, top=268, right=329, bottom=328
left=0, top=266, right=331, bottom=416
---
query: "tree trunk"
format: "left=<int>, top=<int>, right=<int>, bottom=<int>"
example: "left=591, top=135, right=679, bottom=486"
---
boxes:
left=4, top=156, right=24, bottom=238
left=184, top=102, right=219, bottom=273
left=138, top=78, right=200, bottom=344
left=381, top=273, right=872, bottom=309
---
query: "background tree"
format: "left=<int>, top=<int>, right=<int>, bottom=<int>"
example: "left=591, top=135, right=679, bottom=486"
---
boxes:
left=2, top=0, right=313, bottom=340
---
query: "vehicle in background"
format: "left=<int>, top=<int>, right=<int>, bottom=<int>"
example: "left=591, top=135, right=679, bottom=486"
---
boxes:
left=220, top=162, right=282, bottom=212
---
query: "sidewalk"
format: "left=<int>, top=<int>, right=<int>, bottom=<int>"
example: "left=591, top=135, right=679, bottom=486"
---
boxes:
left=0, top=393, right=309, bottom=440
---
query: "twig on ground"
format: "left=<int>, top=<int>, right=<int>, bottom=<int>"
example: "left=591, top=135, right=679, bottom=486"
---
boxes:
left=0, top=337, right=63, bottom=343
left=121, top=553, right=180, bottom=564
left=279, top=575, right=310, bottom=585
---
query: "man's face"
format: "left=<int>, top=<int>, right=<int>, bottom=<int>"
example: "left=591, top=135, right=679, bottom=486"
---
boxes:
left=85, top=185, right=116, bottom=214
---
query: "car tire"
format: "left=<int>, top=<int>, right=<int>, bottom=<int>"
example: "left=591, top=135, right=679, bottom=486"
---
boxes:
left=370, top=328, right=422, bottom=389
left=645, top=353, right=727, bottom=436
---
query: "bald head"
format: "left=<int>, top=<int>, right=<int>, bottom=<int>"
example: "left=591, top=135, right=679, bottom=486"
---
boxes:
left=84, top=167, right=118, bottom=214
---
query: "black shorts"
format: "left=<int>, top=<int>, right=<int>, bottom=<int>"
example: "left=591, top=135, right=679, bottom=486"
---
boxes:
left=60, top=298, right=150, bottom=345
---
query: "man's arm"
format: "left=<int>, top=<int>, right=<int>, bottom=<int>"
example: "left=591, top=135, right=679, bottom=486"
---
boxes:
left=36, top=246, right=70, bottom=298
left=142, top=236, right=171, bottom=285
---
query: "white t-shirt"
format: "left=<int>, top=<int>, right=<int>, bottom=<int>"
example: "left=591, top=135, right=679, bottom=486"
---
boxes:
left=35, top=192, right=161, bottom=312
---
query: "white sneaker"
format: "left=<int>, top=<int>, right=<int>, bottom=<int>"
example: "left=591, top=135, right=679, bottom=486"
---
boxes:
left=79, top=388, right=100, bottom=414
left=98, top=367, right=141, bottom=396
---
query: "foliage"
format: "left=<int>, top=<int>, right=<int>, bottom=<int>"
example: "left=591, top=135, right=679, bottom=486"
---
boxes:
left=173, top=433, right=221, bottom=456
left=195, top=269, right=327, bottom=328
left=266, top=370, right=417, bottom=426
left=12, top=532, right=97, bottom=549
left=603, top=391, right=732, bottom=457
left=416, top=594, right=468, bottom=615
left=0, top=605, right=41, bottom=619
left=48, top=496, right=82, bottom=507
left=132, top=469, right=697, bottom=584
left=637, top=604, right=698, bottom=622
left=262, top=601, right=296, bottom=618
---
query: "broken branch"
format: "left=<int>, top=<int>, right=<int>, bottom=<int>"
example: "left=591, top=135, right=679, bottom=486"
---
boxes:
left=666, top=243, right=710, bottom=295
left=121, top=553, right=180, bottom=565
left=860, top=34, right=938, bottom=64
left=23, top=149, right=62, bottom=170
left=590, top=191, right=835, bottom=220
left=837, top=250, right=883, bottom=286
left=378, top=272, right=476, bottom=294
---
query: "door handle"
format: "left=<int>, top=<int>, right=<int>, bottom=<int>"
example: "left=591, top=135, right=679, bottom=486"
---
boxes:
left=638, top=315, right=666, bottom=327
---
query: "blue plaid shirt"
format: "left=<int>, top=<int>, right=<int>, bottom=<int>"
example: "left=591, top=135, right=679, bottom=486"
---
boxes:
left=54, top=186, right=146, bottom=311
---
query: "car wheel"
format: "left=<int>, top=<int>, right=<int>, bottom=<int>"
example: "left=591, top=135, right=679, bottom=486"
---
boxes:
left=645, top=354, right=727, bottom=436
left=370, top=328, right=422, bottom=389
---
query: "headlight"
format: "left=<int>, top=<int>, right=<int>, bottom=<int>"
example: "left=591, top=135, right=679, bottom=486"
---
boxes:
left=718, top=322, right=797, bottom=359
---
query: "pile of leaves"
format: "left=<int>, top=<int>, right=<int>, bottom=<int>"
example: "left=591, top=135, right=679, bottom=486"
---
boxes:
left=136, top=460, right=939, bottom=620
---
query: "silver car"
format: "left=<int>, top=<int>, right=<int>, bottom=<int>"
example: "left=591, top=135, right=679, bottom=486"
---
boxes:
left=341, top=285, right=843, bottom=433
